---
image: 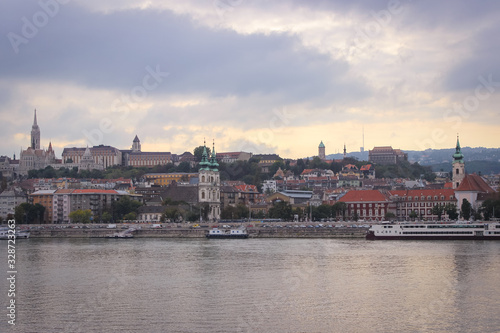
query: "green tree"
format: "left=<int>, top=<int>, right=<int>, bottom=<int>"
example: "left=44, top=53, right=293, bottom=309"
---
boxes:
left=310, top=156, right=329, bottom=170
left=112, top=196, right=142, bottom=220
left=385, top=212, right=396, bottom=220
left=176, top=161, right=192, bottom=173
left=42, top=166, right=57, bottom=178
left=313, top=204, right=332, bottom=221
left=461, top=199, right=472, bottom=220
left=431, top=204, right=444, bottom=221
left=352, top=211, right=359, bottom=221
left=409, top=210, right=418, bottom=221
left=15, top=203, right=45, bottom=224
left=480, top=195, right=500, bottom=220
left=332, top=202, right=347, bottom=220
left=123, top=212, right=137, bottom=221
left=193, top=146, right=211, bottom=162
left=268, top=201, right=292, bottom=220
left=101, top=211, right=112, bottom=223
left=444, top=203, right=459, bottom=220
left=69, top=209, right=92, bottom=223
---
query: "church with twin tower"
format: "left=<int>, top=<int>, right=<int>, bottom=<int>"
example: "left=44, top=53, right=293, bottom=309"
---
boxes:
left=198, top=141, right=221, bottom=221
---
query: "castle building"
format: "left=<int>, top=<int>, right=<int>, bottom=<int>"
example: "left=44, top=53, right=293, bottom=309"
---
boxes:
left=452, top=136, right=465, bottom=189
left=198, top=141, right=221, bottom=221
left=62, top=145, right=121, bottom=168
left=132, top=135, right=141, bottom=152
left=318, top=141, right=326, bottom=160
left=121, top=135, right=172, bottom=167
left=18, top=110, right=56, bottom=175
left=79, top=146, right=104, bottom=171
left=368, top=146, right=407, bottom=165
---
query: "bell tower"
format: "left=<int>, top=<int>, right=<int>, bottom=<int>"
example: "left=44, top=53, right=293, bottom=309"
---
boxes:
left=318, top=141, right=325, bottom=160
left=452, top=136, right=465, bottom=189
left=198, top=140, right=220, bottom=221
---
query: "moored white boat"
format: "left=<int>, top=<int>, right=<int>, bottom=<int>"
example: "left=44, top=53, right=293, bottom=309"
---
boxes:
left=0, top=227, right=30, bottom=239
left=366, top=222, right=500, bottom=240
left=206, top=226, right=248, bottom=239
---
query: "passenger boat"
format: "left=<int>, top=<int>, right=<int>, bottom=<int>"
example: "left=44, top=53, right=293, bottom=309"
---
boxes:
left=0, top=227, right=30, bottom=239
left=366, top=222, right=500, bottom=240
left=206, top=227, right=248, bottom=239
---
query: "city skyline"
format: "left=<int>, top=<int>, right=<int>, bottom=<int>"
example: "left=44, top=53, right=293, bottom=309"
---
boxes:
left=1, top=1, right=500, bottom=159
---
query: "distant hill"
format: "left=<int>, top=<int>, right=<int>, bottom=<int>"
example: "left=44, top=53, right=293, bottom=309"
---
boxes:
left=325, top=147, right=500, bottom=175
left=429, top=160, right=500, bottom=175
left=405, top=147, right=500, bottom=165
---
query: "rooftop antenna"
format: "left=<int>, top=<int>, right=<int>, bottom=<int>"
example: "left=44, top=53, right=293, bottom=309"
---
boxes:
left=361, top=125, right=365, bottom=152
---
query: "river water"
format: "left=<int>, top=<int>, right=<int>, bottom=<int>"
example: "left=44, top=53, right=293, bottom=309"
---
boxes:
left=2, top=238, right=500, bottom=333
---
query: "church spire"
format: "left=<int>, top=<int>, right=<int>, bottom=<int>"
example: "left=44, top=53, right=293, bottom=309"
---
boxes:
left=453, top=134, right=464, bottom=163
left=210, top=139, right=219, bottom=171
left=31, top=109, right=40, bottom=150
left=199, top=139, right=210, bottom=170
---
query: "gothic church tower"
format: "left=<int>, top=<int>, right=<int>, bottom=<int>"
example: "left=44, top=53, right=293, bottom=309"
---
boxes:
left=31, top=109, right=40, bottom=149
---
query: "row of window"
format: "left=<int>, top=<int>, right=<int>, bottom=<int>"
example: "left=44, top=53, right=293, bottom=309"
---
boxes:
left=398, top=195, right=454, bottom=201
left=400, top=202, right=448, bottom=207
left=351, top=203, right=387, bottom=208
left=427, top=225, right=485, bottom=229
left=403, top=231, right=473, bottom=235
left=356, top=209, right=385, bottom=216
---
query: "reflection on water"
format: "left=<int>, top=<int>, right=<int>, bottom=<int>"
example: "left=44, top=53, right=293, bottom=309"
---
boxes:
left=1, top=238, right=500, bottom=332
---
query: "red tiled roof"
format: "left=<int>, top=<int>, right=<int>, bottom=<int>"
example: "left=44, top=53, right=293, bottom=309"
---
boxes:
left=344, top=164, right=358, bottom=169
left=301, top=169, right=314, bottom=175
left=234, top=184, right=258, bottom=193
left=456, top=174, right=495, bottom=193
left=339, top=190, right=388, bottom=202
left=360, top=164, right=372, bottom=171
left=72, top=189, right=119, bottom=194
left=443, top=182, right=453, bottom=189
left=389, top=189, right=455, bottom=198
left=54, top=189, right=74, bottom=194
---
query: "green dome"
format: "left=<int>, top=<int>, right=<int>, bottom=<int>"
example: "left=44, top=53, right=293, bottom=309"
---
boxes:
left=319, top=141, right=325, bottom=148
left=452, top=136, right=464, bottom=163
left=199, top=145, right=210, bottom=170
left=209, top=144, right=219, bottom=171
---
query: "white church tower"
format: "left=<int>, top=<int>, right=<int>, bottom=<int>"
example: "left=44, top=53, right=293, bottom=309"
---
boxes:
left=452, top=136, right=465, bottom=189
left=198, top=141, right=220, bottom=221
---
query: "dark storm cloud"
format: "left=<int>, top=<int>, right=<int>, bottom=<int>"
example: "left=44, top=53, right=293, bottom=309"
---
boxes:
left=0, top=1, right=367, bottom=104
left=443, top=26, right=500, bottom=92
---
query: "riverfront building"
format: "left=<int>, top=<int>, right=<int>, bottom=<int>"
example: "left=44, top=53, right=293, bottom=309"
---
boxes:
left=30, top=189, right=141, bottom=223
left=0, top=189, right=27, bottom=219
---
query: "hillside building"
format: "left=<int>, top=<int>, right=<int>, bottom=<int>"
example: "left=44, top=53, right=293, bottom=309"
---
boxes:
left=368, top=146, right=407, bottom=165
left=18, top=110, right=57, bottom=175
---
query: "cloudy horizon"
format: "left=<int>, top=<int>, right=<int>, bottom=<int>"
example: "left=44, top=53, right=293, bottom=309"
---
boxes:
left=1, top=0, right=499, bottom=159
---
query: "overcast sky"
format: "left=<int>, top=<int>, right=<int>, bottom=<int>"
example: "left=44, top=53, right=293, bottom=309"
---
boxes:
left=1, top=0, right=499, bottom=159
